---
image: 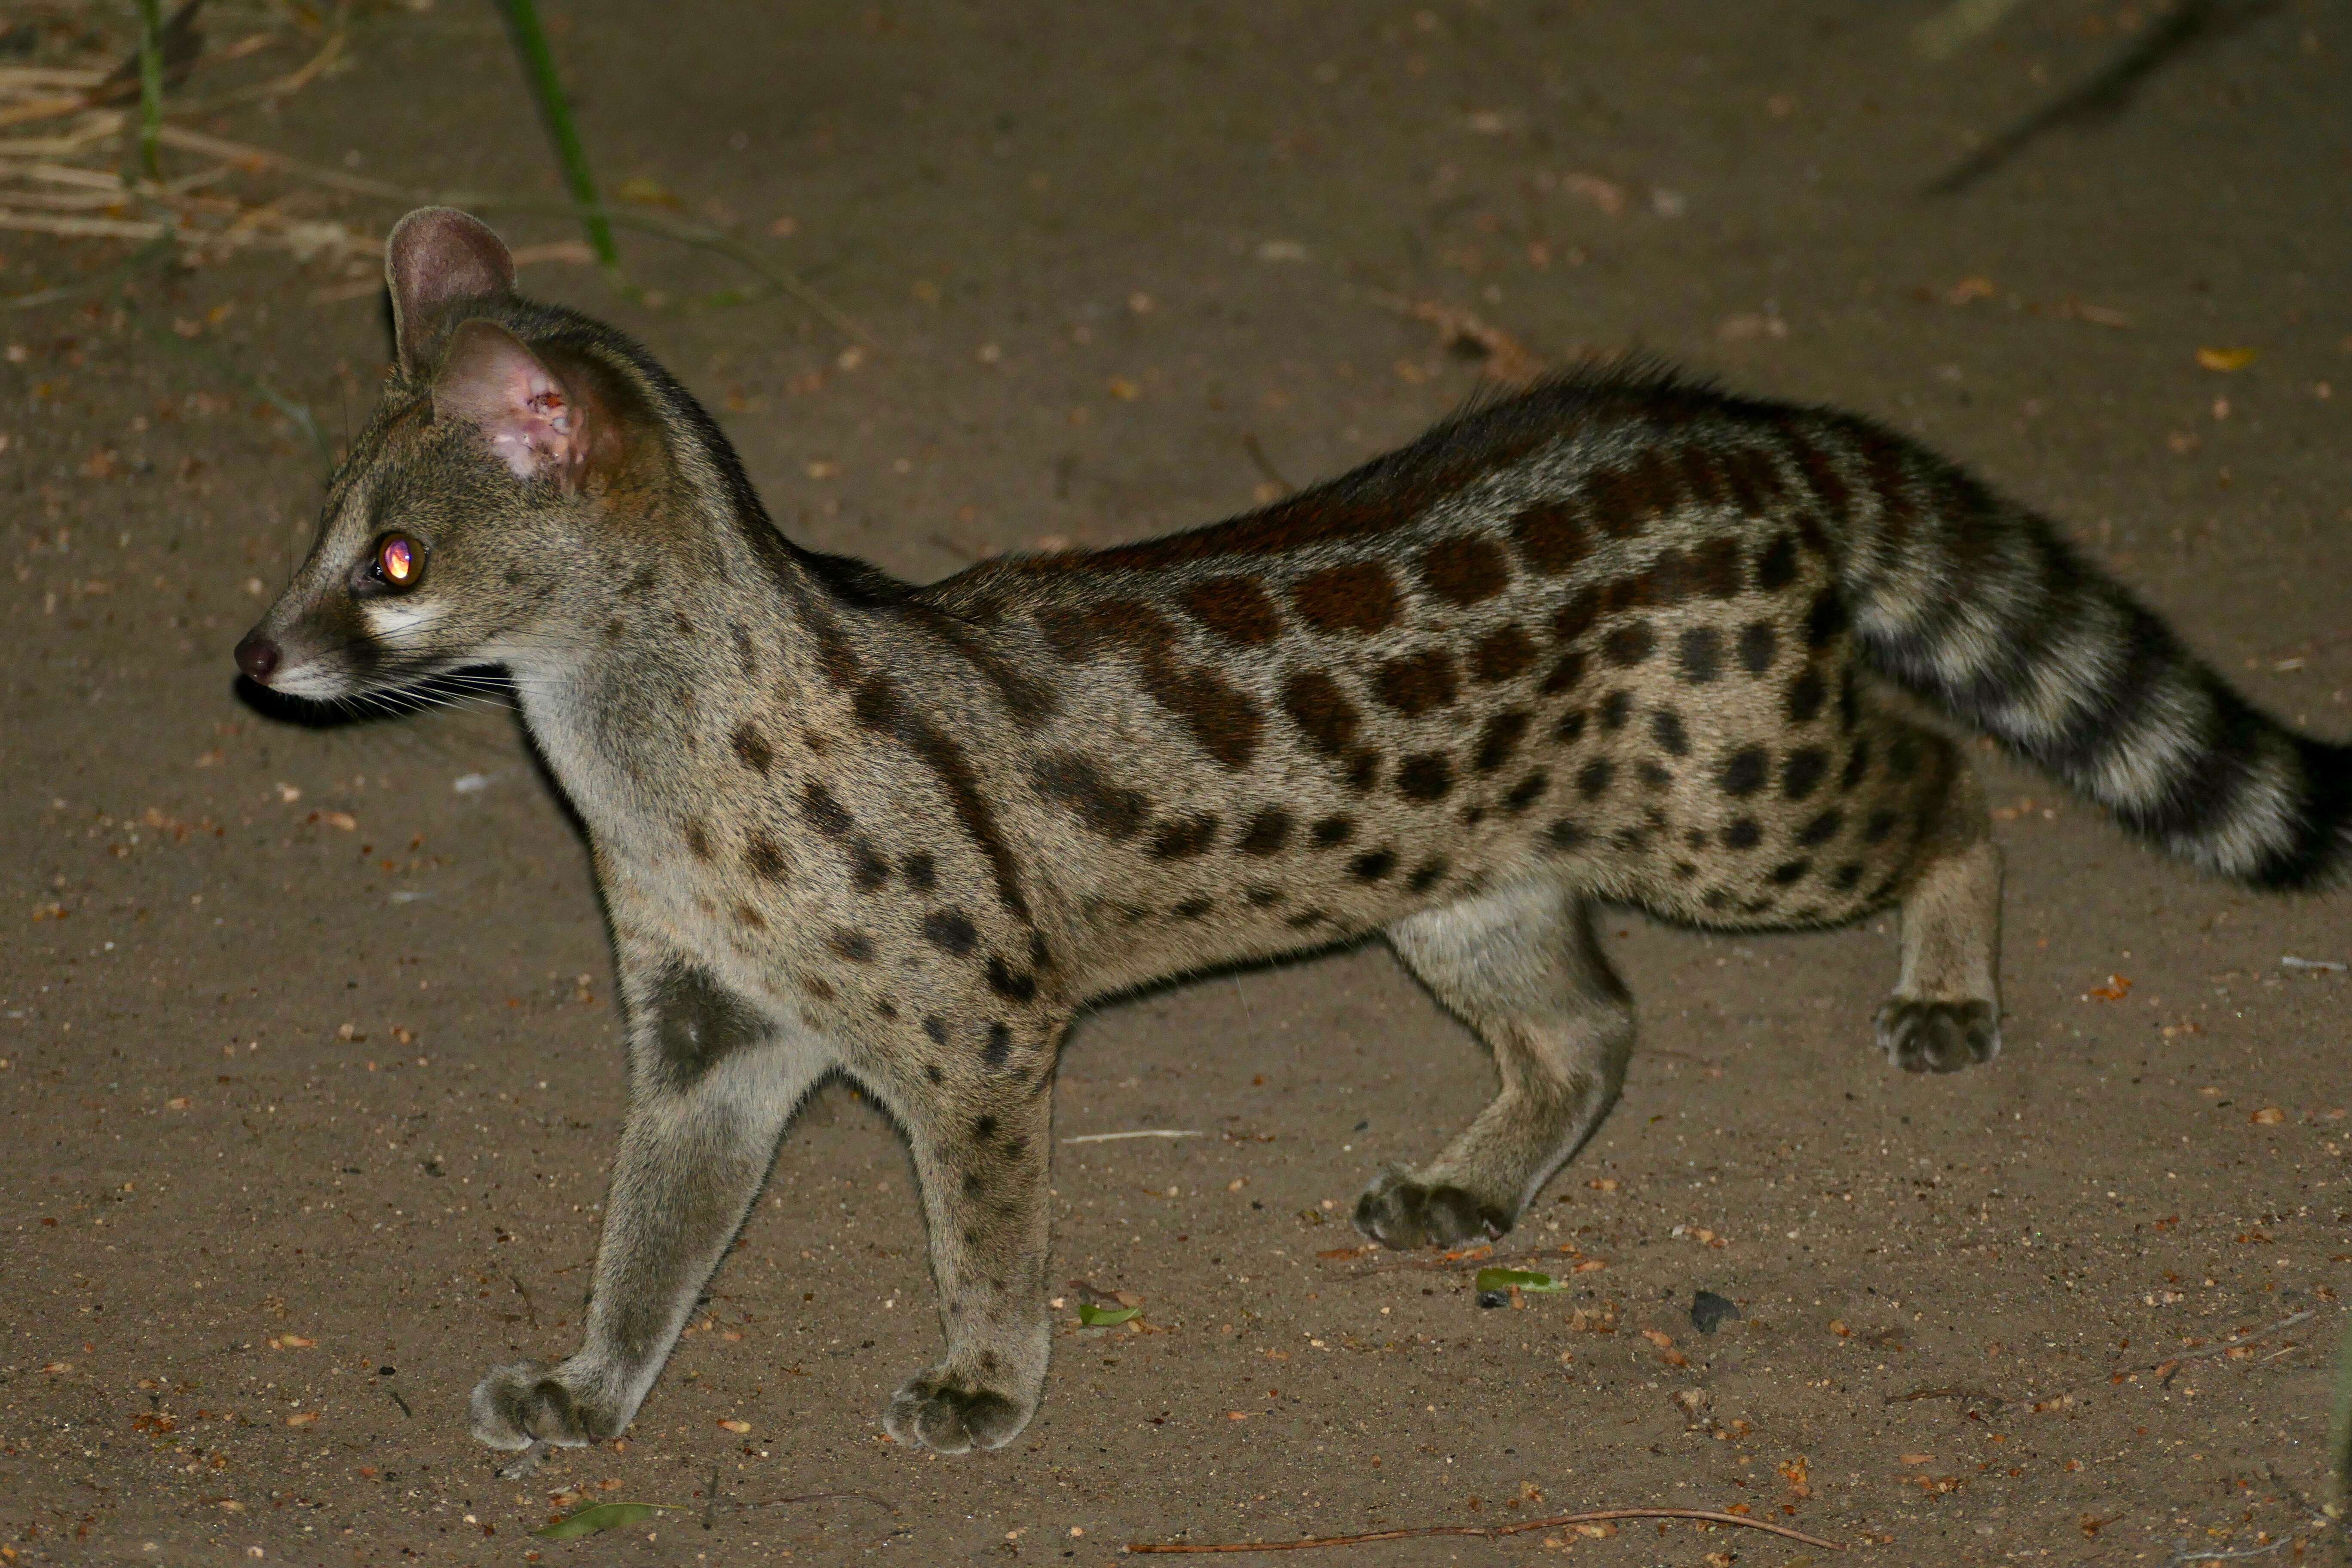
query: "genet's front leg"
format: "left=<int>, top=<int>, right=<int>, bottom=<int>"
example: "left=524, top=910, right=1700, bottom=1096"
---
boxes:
left=864, top=1054, right=1057, bottom=1454
left=470, top=960, right=826, bottom=1459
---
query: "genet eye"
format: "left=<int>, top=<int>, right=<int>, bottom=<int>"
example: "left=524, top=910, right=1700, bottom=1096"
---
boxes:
left=375, top=532, right=424, bottom=591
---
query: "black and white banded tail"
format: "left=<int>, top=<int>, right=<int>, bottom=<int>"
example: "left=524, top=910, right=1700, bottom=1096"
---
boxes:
left=1809, top=415, right=2352, bottom=892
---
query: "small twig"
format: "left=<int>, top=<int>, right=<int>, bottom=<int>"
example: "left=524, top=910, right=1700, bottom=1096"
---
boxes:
left=138, top=313, right=330, bottom=467
left=1883, top=1385, right=2009, bottom=1411
left=145, top=125, right=870, bottom=338
left=701, top=1466, right=719, bottom=1531
left=386, top=1387, right=413, bottom=1419
left=737, top=1490, right=893, bottom=1514
left=1062, top=1129, right=1204, bottom=1144
left=1240, top=434, right=1294, bottom=496
left=510, top=1273, right=539, bottom=1332
left=2, top=230, right=172, bottom=310
left=1127, top=1506, right=1843, bottom=1555
left=2171, top=1537, right=2292, bottom=1563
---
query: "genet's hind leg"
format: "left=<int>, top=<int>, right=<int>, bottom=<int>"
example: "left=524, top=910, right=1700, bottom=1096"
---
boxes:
left=1874, top=740, right=2004, bottom=1074
left=1358, top=881, right=1634, bottom=1251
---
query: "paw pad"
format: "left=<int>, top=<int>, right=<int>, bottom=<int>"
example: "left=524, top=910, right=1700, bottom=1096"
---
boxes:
left=1353, top=1171, right=1510, bottom=1250
left=1875, top=998, right=2000, bottom=1074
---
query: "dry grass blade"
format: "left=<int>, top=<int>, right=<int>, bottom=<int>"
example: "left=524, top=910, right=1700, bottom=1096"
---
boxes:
left=1127, top=1506, right=1845, bottom=1554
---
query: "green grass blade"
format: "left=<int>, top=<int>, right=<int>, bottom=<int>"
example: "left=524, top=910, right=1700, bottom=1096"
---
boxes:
left=533, top=1501, right=677, bottom=1540
left=133, top=0, right=165, bottom=180
left=491, top=0, right=619, bottom=276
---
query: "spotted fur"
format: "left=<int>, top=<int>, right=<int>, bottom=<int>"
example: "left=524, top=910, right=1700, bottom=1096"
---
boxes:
left=236, top=210, right=2349, bottom=1464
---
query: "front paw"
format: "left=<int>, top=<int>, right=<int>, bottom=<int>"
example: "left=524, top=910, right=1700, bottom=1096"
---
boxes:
left=883, top=1364, right=1034, bottom=1455
left=1354, top=1168, right=1510, bottom=1250
left=1874, top=998, right=2000, bottom=1074
left=469, top=1359, right=620, bottom=1452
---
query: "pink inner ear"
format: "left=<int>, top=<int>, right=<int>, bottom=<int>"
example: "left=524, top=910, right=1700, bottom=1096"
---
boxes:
left=436, top=322, right=586, bottom=483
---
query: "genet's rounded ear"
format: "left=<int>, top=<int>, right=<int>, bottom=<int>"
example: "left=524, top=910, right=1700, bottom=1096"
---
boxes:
left=435, top=319, right=592, bottom=489
left=386, top=208, right=516, bottom=374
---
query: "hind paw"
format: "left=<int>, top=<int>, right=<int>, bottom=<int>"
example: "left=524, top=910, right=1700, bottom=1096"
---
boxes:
left=1875, top=998, right=2000, bottom=1074
left=1353, top=1169, right=1511, bottom=1250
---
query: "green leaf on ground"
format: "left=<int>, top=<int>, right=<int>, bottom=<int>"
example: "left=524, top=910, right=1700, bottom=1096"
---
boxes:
left=534, top=1501, right=671, bottom=1539
left=1474, top=1267, right=1567, bottom=1293
left=1078, top=1302, right=1142, bottom=1327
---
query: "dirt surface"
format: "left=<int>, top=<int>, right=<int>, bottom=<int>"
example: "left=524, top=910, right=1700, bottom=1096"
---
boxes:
left=5, top=3, right=2349, bottom=1563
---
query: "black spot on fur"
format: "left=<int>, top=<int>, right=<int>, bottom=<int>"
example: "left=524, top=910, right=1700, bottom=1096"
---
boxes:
left=828, top=929, right=874, bottom=962
left=1678, top=627, right=1723, bottom=684
left=903, top=852, right=937, bottom=889
left=1806, top=587, right=1847, bottom=648
left=1173, top=895, right=1214, bottom=919
left=1637, top=760, right=1672, bottom=789
left=1770, top=858, right=1811, bottom=885
left=923, top=1016, right=949, bottom=1044
left=1754, top=532, right=1798, bottom=591
left=1505, top=770, right=1549, bottom=812
left=744, top=834, right=788, bottom=881
left=1397, top=752, right=1454, bottom=801
left=1721, top=746, right=1769, bottom=797
left=1886, top=734, right=1922, bottom=779
left=1540, top=651, right=1586, bottom=696
left=1602, top=620, right=1657, bottom=667
left=1723, top=818, right=1762, bottom=850
left=1245, top=885, right=1284, bottom=906
left=1788, top=667, right=1827, bottom=724
left=987, top=956, right=1038, bottom=1003
left=1547, top=819, right=1587, bottom=850
left=1833, top=861, right=1864, bottom=890
left=1407, top=858, right=1449, bottom=893
left=1737, top=621, right=1777, bottom=675
left=1032, top=753, right=1151, bottom=841
left=1599, top=691, right=1632, bottom=731
left=1841, top=739, right=1871, bottom=791
left=1238, top=808, right=1294, bottom=855
left=1148, top=814, right=1219, bottom=859
left=1556, top=707, right=1589, bottom=744
left=1864, top=809, right=1898, bottom=843
left=1312, top=815, right=1355, bottom=847
left=1651, top=708, right=1690, bottom=756
left=924, top=910, right=979, bottom=953
left=1475, top=711, right=1530, bottom=773
left=1797, top=808, right=1844, bottom=847
left=647, top=962, right=773, bottom=1090
left=800, top=780, right=854, bottom=837
left=731, top=722, right=774, bottom=775
left=1782, top=747, right=1829, bottom=800
left=983, top=1023, right=1012, bottom=1067
left=1348, top=849, right=1396, bottom=881
left=1577, top=759, right=1615, bottom=798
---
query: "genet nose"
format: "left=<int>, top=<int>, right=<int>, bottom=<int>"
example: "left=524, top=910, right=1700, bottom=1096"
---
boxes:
left=234, top=632, right=282, bottom=683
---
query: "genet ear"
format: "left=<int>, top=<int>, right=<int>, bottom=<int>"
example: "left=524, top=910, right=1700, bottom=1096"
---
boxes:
left=433, top=320, right=590, bottom=487
left=386, top=208, right=515, bottom=374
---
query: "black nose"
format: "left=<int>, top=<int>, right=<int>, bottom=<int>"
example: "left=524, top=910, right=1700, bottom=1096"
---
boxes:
left=234, top=632, right=281, bottom=682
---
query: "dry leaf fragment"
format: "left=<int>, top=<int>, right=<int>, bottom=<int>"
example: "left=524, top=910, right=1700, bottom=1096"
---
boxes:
left=1945, top=276, right=1996, bottom=305
left=2084, top=974, right=2132, bottom=1002
left=285, top=1411, right=318, bottom=1426
left=717, top=1418, right=750, bottom=1433
left=2250, top=1106, right=2285, bottom=1125
left=2196, top=346, right=2256, bottom=372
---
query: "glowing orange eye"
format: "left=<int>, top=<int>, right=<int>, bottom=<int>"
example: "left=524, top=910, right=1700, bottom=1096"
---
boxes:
left=376, top=533, right=422, bottom=590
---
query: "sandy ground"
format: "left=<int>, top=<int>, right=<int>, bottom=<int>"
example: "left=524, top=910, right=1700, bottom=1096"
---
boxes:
left=4, top=2, right=2349, bottom=1563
